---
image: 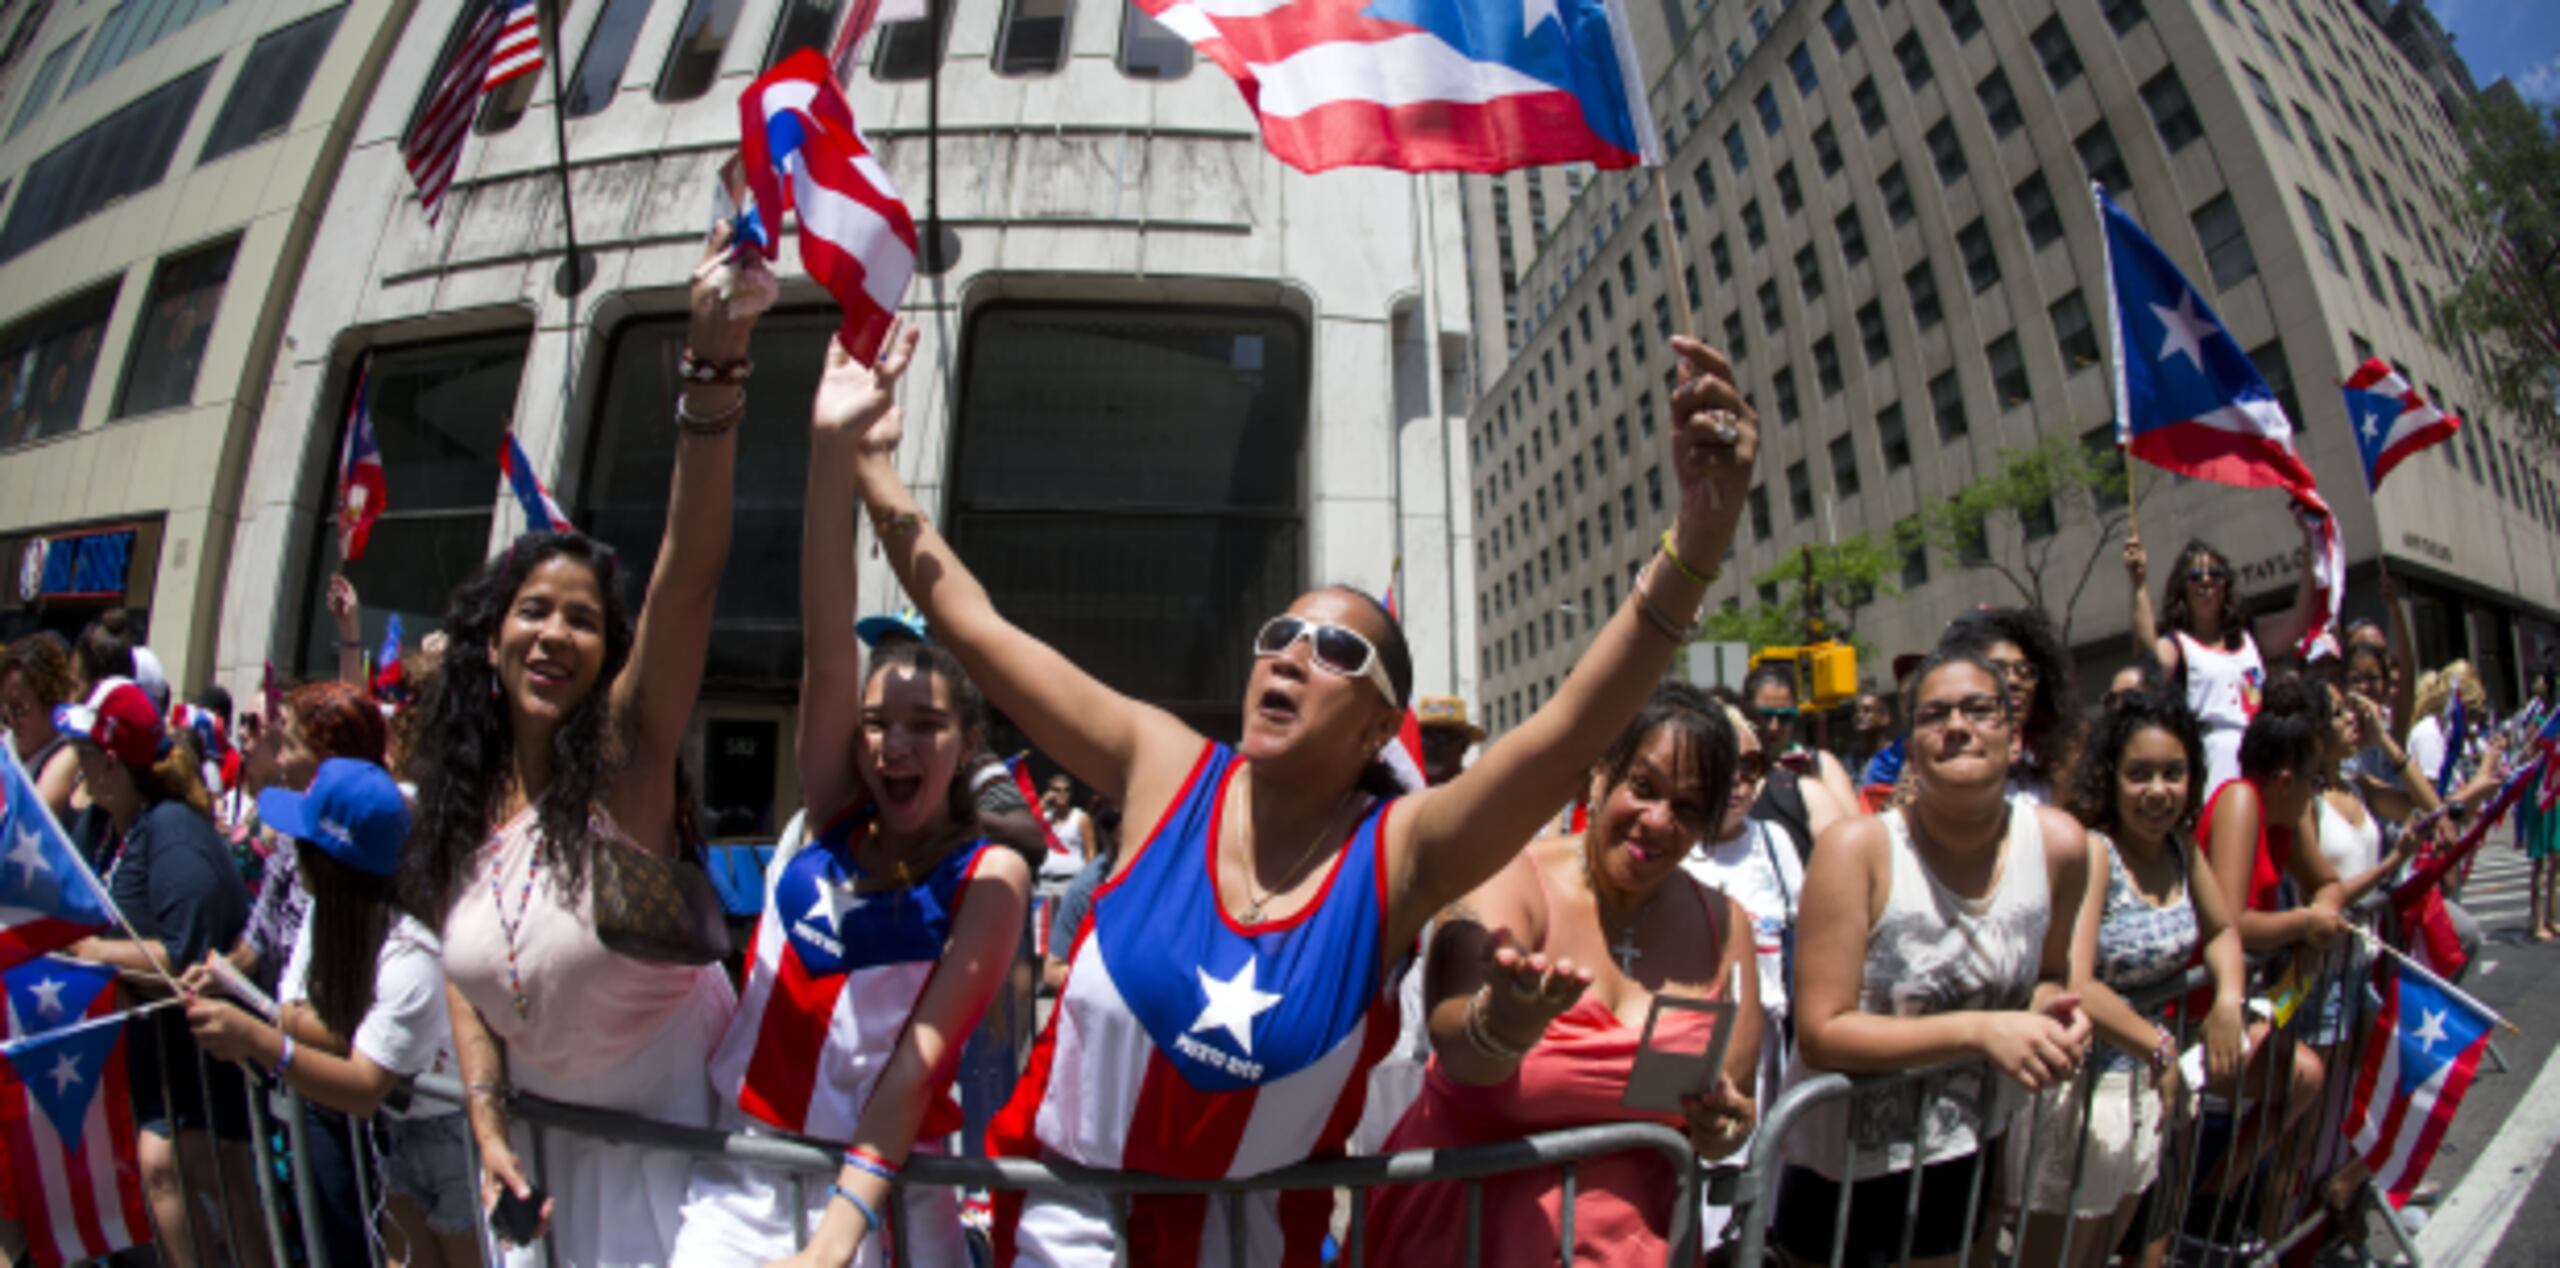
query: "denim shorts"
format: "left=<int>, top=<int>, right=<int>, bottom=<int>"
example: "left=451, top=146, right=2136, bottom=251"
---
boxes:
left=380, top=1112, right=478, bottom=1233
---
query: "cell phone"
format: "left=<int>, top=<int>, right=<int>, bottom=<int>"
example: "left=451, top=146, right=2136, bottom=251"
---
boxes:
left=1621, top=994, right=1738, bottom=1114
left=490, top=1185, right=547, bottom=1246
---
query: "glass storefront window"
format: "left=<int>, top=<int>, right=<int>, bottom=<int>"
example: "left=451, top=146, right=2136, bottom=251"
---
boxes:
left=113, top=235, right=237, bottom=418
left=0, top=282, right=119, bottom=449
left=297, top=333, right=529, bottom=676
left=951, top=305, right=1307, bottom=735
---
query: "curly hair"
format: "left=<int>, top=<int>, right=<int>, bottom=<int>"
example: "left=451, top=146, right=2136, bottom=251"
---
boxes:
left=1937, top=606, right=2081, bottom=781
left=1591, top=681, right=1739, bottom=838
left=863, top=639, right=989, bottom=835
left=285, top=681, right=387, bottom=767
left=2159, top=541, right=2245, bottom=651
left=2, top=634, right=79, bottom=714
left=2062, top=691, right=2206, bottom=837
left=405, top=532, right=635, bottom=919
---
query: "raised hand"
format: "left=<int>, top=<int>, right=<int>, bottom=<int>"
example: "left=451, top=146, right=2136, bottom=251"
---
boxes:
left=689, top=220, right=776, bottom=362
left=1663, top=335, right=1758, bottom=562
left=814, top=320, right=917, bottom=450
left=326, top=574, right=360, bottom=635
left=2123, top=533, right=2148, bottom=587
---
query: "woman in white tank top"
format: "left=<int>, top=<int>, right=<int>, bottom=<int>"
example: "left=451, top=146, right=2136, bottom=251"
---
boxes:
left=2125, top=527, right=2323, bottom=798
left=1775, top=649, right=2095, bottom=1267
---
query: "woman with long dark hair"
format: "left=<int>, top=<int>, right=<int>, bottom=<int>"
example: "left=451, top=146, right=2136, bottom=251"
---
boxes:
left=57, top=679, right=265, bottom=1268
left=1939, top=606, right=2079, bottom=805
left=2124, top=522, right=2321, bottom=796
left=821, top=330, right=1755, bottom=1265
left=1362, top=683, right=1758, bottom=1264
left=410, top=229, right=767, bottom=1265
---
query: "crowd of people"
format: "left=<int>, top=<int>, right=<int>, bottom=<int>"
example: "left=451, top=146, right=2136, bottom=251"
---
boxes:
left=0, top=232, right=2550, bottom=1268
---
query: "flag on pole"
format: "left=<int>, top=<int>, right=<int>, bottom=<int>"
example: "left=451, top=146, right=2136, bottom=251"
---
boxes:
left=1379, top=584, right=1426, bottom=792
left=1005, top=756, right=1073, bottom=858
left=500, top=432, right=572, bottom=534
left=336, top=362, right=386, bottom=563
left=2098, top=185, right=2343, bottom=657
left=372, top=613, right=409, bottom=704
left=738, top=51, right=917, bottom=364
left=482, top=0, right=545, bottom=90
left=2344, top=958, right=2496, bottom=1207
left=400, top=0, right=510, bottom=226
left=0, top=960, right=146, bottom=1268
left=377, top=614, right=405, bottom=679
left=0, top=748, right=116, bottom=972
left=2341, top=359, right=2461, bottom=493
left=1133, top=0, right=1660, bottom=172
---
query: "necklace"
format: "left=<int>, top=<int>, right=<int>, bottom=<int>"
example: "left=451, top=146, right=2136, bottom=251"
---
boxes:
left=485, top=843, right=542, bottom=1020
left=1234, top=781, right=1357, bottom=924
left=1582, top=843, right=1666, bottom=973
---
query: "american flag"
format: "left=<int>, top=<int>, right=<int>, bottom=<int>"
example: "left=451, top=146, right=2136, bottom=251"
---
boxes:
left=2344, top=958, right=2496, bottom=1207
left=483, top=0, right=545, bottom=90
left=400, top=0, right=527, bottom=226
left=0, top=959, right=146, bottom=1267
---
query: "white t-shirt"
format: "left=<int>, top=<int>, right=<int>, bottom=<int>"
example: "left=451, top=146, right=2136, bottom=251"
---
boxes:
left=280, top=910, right=460, bottom=1119
left=1681, top=820, right=1801, bottom=1023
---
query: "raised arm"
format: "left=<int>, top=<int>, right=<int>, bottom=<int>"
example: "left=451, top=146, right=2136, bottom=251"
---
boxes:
left=830, top=340, right=1198, bottom=813
left=797, top=323, right=915, bottom=825
left=2380, top=572, right=2419, bottom=744
left=794, top=851, right=1030, bottom=1268
left=2248, top=510, right=2323, bottom=658
left=1393, top=337, right=1756, bottom=917
left=2125, top=534, right=2178, bottom=676
left=606, top=227, right=768, bottom=854
left=1420, top=853, right=1586, bottom=1087
left=328, top=574, right=366, bottom=688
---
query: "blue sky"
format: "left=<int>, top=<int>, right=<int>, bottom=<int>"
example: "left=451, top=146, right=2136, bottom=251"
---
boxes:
left=2433, top=0, right=2560, bottom=102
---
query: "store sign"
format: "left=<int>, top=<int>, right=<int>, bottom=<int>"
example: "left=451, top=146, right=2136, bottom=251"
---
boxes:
left=25, top=529, right=136, bottom=600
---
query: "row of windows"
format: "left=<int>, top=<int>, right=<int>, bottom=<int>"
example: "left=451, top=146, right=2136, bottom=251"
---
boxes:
left=0, top=233, right=239, bottom=448
left=4, top=0, right=235, bottom=141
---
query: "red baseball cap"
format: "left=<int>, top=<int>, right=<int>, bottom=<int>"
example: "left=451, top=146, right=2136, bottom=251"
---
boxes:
left=55, top=678, right=167, bottom=769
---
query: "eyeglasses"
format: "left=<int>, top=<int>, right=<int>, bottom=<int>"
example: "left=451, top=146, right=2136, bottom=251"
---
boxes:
left=1754, top=707, right=1799, bottom=726
left=1254, top=616, right=1398, bottom=707
left=1733, top=749, right=1769, bottom=784
left=1911, top=695, right=2010, bottom=731
left=1984, top=657, right=2040, bottom=685
left=2185, top=566, right=2231, bottom=586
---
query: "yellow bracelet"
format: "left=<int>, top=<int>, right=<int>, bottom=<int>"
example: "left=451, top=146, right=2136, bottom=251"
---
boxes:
left=1659, top=529, right=1717, bottom=587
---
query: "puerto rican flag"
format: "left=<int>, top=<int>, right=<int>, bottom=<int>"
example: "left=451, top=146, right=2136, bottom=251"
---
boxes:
left=500, top=432, right=572, bottom=534
left=2345, top=958, right=2495, bottom=1207
left=1139, top=0, right=1661, bottom=173
left=0, top=748, right=115, bottom=972
left=2342, top=359, right=2461, bottom=493
left=2099, top=185, right=2343, bottom=658
left=336, top=362, right=386, bottom=563
left=481, top=0, right=544, bottom=90
left=1006, top=756, right=1074, bottom=857
left=1379, top=585, right=1425, bottom=792
left=0, top=959, right=146, bottom=1267
left=738, top=51, right=917, bottom=365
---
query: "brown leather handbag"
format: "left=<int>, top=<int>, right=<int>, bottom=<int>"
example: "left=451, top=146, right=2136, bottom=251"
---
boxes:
left=590, top=836, right=731, bottom=966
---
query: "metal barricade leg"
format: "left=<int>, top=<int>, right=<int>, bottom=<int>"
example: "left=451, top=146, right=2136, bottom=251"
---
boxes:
left=1998, top=1067, right=2040, bottom=1268
left=1896, top=1072, right=1932, bottom=1268
left=1346, top=1185, right=1367, bottom=1268
left=241, top=1080, right=290, bottom=1268
left=350, top=1113, right=385, bottom=1268
left=283, top=1091, right=331, bottom=1268
left=1558, top=1161, right=1576, bottom=1261
left=1464, top=1179, right=1483, bottom=1267
left=1955, top=1066, right=1992, bottom=1268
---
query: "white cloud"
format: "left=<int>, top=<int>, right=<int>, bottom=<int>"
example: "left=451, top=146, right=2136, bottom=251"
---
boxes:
left=2519, top=53, right=2560, bottom=103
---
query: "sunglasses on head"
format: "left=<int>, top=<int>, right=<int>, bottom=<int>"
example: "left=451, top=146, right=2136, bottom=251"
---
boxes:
left=1254, top=616, right=1398, bottom=708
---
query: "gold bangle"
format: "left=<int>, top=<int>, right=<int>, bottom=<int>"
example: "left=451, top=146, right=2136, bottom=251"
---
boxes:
left=1463, top=987, right=1533, bottom=1062
left=1659, top=529, right=1717, bottom=587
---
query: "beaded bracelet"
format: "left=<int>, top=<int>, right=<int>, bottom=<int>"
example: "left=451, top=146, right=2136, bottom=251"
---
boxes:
left=1658, top=529, right=1718, bottom=587
left=673, top=389, right=747, bottom=435
left=677, top=348, right=754, bottom=385
left=842, top=1146, right=900, bottom=1184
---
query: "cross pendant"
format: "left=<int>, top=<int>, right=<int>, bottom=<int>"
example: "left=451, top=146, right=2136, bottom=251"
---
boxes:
left=1612, top=927, right=1643, bottom=972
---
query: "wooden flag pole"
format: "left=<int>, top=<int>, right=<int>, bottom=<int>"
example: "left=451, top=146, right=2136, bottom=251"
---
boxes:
left=2356, top=926, right=2521, bottom=1036
left=1652, top=169, right=1695, bottom=338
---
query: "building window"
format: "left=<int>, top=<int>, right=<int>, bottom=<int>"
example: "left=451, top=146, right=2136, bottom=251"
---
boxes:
left=1725, top=124, right=1749, bottom=174
left=1931, top=368, right=1967, bottom=439
left=1986, top=332, right=2028, bottom=406
left=1813, top=122, right=1844, bottom=176
left=2348, top=224, right=2385, bottom=303
left=1787, top=460, right=1815, bottom=521
left=1836, top=205, right=1867, bottom=266
left=1958, top=219, right=1999, bottom=291
left=1976, top=68, right=2022, bottom=138
left=1773, top=367, right=1800, bottom=425
left=1743, top=199, right=1766, bottom=248
left=2241, top=64, right=2289, bottom=138
left=1776, top=163, right=1803, bottom=216
left=995, top=0, right=1072, bottom=74
left=1788, top=42, right=1817, bottom=95
left=2051, top=289, right=2098, bottom=367
left=1898, top=518, right=1930, bottom=587
left=1814, top=335, right=1843, bottom=395
left=2295, top=104, right=2334, bottom=172
left=6, top=32, right=85, bottom=142
left=1895, top=31, right=1932, bottom=89
left=1693, top=159, right=1717, bottom=208
left=2140, top=68, right=2202, bottom=152
left=2247, top=338, right=2299, bottom=433
left=299, top=332, right=529, bottom=674
left=2191, top=193, right=2256, bottom=289
left=1857, top=300, right=1889, bottom=364
left=2083, top=424, right=2128, bottom=511
left=1927, top=119, right=1967, bottom=184
left=2031, top=17, right=2082, bottom=87
left=2100, top=0, right=2146, bottom=33
left=1876, top=403, right=1910, bottom=469
left=565, top=0, right=655, bottom=115
left=1824, top=0, right=1857, bottom=49
left=764, top=0, right=848, bottom=71
left=1830, top=434, right=1861, bottom=497
left=2075, top=121, right=2131, bottom=193
left=1748, top=486, right=1772, bottom=539
left=874, top=0, right=957, bottom=80
left=1796, top=246, right=1823, bottom=303
left=63, top=0, right=230, bottom=99
left=196, top=7, right=345, bottom=161
left=0, top=61, right=215, bottom=263
left=113, top=236, right=236, bottom=418
left=2300, top=190, right=2344, bottom=273
left=0, top=282, right=118, bottom=448
left=1758, top=280, right=1783, bottom=334
left=658, top=0, right=750, bottom=102
left=1755, top=84, right=1782, bottom=135
left=1942, top=0, right=1982, bottom=39
left=2012, top=173, right=2063, bottom=248
left=1852, top=75, right=1885, bottom=134
left=1906, top=261, right=1942, bottom=329
left=1880, top=162, right=1914, bottom=226
left=1710, top=234, right=1732, bottom=282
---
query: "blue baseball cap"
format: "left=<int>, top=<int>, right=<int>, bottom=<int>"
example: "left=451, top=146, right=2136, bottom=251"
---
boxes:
left=855, top=606, right=929, bottom=647
left=257, top=758, right=411, bottom=877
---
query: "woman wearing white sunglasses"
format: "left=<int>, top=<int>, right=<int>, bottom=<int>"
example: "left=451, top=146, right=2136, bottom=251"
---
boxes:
left=818, top=325, right=1757, bottom=1267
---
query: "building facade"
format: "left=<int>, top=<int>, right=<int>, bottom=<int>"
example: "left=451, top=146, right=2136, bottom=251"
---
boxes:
left=209, top=0, right=1475, bottom=834
left=0, top=0, right=411, bottom=686
left=1461, top=0, right=2560, bottom=733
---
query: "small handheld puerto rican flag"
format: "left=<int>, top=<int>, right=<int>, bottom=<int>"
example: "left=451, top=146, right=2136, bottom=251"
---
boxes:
left=336, top=361, right=386, bottom=563
left=500, top=432, right=572, bottom=534
left=2342, top=359, right=2461, bottom=493
left=0, top=747, right=117, bottom=971
left=738, top=51, right=917, bottom=364
left=2345, top=957, right=2497, bottom=1207
left=0, top=959, right=148, bottom=1267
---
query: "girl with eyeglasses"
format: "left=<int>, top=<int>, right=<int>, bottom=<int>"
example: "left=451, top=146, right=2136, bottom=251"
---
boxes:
left=1937, top=607, right=2079, bottom=807
left=1362, top=683, right=1759, bottom=1265
left=824, top=333, right=1758, bottom=1266
left=676, top=323, right=1027, bottom=1268
left=1779, top=649, right=2093, bottom=1268
left=2124, top=523, right=2322, bottom=798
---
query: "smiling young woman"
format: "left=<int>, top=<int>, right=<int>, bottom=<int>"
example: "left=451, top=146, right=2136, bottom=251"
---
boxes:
left=823, top=332, right=1759, bottom=1266
left=2125, top=517, right=2322, bottom=797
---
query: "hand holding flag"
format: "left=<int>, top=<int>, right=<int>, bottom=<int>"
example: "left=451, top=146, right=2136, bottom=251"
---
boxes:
left=738, top=52, right=916, bottom=364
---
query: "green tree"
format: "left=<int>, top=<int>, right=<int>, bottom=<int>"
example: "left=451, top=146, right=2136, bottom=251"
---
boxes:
left=2439, top=93, right=2560, bottom=451
left=1701, top=536, right=1901, bottom=661
left=1906, top=434, right=2145, bottom=647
